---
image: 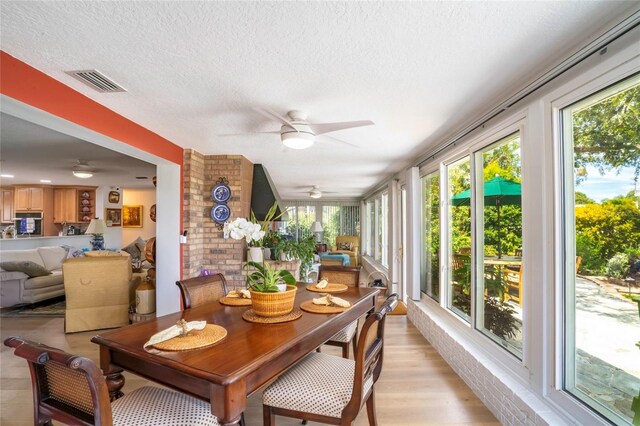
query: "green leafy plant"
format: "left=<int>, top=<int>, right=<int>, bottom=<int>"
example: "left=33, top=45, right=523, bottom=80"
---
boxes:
left=250, top=201, right=285, bottom=247
left=274, top=235, right=316, bottom=280
left=245, top=261, right=296, bottom=292
left=606, top=253, right=631, bottom=279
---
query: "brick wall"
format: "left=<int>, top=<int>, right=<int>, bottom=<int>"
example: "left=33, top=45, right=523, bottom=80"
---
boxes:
left=182, top=150, right=254, bottom=289
left=408, top=299, right=567, bottom=426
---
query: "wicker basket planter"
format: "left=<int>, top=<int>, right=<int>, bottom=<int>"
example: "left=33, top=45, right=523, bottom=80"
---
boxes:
left=249, top=285, right=298, bottom=317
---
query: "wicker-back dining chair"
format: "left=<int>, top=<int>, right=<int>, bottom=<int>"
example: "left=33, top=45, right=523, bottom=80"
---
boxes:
left=318, top=265, right=361, bottom=358
left=175, top=273, right=228, bottom=309
left=262, top=294, right=399, bottom=425
left=4, top=336, right=220, bottom=426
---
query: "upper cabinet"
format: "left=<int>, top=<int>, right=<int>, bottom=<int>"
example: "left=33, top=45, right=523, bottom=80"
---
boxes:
left=53, top=188, right=78, bottom=223
left=14, top=187, right=44, bottom=211
left=1, top=189, right=14, bottom=223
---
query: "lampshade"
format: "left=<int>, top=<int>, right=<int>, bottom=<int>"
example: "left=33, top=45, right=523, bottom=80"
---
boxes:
left=311, top=221, right=323, bottom=233
left=86, top=219, right=107, bottom=235
left=282, top=132, right=314, bottom=150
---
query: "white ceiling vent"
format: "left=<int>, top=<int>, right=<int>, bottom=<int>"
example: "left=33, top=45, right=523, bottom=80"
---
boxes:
left=65, top=69, right=126, bottom=93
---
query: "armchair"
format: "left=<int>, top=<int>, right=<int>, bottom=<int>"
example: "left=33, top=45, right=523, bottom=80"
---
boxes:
left=331, top=235, right=360, bottom=267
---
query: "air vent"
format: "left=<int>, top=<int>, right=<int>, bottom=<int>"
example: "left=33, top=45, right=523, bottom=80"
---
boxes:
left=65, top=69, right=126, bottom=93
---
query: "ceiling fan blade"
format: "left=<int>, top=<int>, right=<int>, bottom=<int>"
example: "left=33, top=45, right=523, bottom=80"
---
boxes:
left=217, top=131, right=280, bottom=136
left=308, top=120, right=374, bottom=135
left=253, top=107, right=298, bottom=132
left=318, top=134, right=360, bottom=148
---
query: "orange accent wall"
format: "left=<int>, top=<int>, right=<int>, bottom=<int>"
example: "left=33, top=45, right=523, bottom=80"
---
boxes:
left=1, top=51, right=184, bottom=277
left=0, top=51, right=183, bottom=165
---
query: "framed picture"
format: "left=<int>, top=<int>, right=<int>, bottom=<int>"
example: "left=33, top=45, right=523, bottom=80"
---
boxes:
left=108, top=191, right=120, bottom=204
left=123, top=205, right=143, bottom=228
left=105, top=208, right=122, bottom=227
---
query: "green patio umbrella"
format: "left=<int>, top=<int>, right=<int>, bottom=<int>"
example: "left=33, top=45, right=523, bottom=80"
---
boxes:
left=451, top=176, right=522, bottom=257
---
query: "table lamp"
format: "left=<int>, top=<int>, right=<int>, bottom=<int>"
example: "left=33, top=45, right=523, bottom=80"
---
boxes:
left=86, top=218, right=107, bottom=251
left=311, top=221, right=323, bottom=243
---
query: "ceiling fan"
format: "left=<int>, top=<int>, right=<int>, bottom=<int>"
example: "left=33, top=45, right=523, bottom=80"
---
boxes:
left=252, top=107, right=374, bottom=149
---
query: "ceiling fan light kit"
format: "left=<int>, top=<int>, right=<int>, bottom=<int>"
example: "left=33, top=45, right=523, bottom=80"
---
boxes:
left=72, top=160, right=94, bottom=179
left=309, top=186, right=322, bottom=199
left=282, top=131, right=314, bottom=150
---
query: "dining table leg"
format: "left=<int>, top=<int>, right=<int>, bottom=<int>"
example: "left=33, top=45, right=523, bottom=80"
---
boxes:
left=100, top=346, right=125, bottom=401
left=210, top=379, right=246, bottom=425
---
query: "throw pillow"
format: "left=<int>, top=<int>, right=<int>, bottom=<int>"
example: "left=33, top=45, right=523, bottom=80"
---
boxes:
left=337, top=242, right=353, bottom=251
left=0, top=261, right=52, bottom=277
left=61, top=245, right=86, bottom=259
left=121, top=236, right=146, bottom=259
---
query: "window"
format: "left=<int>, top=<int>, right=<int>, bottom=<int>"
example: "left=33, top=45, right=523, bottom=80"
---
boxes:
left=364, top=191, right=389, bottom=267
left=475, top=133, right=523, bottom=357
left=562, top=75, right=639, bottom=425
left=421, top=171, right=440, bottom=301
left=322, top=204, right=360, bottom=247
left=447, top=157, right=471, bottom=321
left=283, top=205, right=315, bottom=240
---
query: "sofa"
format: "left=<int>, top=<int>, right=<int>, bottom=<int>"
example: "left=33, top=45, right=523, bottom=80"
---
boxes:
left=330, top=235, right=360, bottom=267
left=63, top=251, right=133, bottom=333
left=0, top=247, right=67, bottom=308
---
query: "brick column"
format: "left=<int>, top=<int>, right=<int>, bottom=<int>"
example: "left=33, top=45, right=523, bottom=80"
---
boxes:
left=183, top=151, right=254, bottom=289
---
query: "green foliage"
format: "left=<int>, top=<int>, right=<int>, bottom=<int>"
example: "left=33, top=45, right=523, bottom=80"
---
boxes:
left=274, top=235, right=316, bottom=280
left=605, top=253, right=631, bottom=279
left=245, top=261, right=296, bottom=292
left=250, top=201, right=285, bottom=247
left=575, top=197, right=640, bottom=273
left=572, top=84, right=640, bottom=183
left=575, top=191, right=595, bottom=205
left=483, top=297, right=519, bottom=340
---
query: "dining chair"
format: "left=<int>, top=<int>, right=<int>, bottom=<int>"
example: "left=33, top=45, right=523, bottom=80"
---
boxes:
left=262, top=293, right=399, bottom=426
left=175, top=273, right=228, bottom=309
left=4, top=336, right=220, bottom=426
left=503, top=265, right=522, bottom=306
left=318, top=265, right=362, bottom=358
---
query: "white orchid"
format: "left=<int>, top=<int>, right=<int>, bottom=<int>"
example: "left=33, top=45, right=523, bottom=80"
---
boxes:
left=226, top=217, right=265, bottom=246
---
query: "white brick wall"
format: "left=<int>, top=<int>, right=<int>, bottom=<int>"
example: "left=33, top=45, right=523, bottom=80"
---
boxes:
left=408, top=298, right=569, bottom=426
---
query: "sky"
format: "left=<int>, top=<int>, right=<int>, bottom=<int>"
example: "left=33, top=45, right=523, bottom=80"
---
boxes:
left=576, top=164, right=638, bottom=203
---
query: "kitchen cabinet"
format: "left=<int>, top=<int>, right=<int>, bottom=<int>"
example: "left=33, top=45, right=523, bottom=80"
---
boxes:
left=1, top=189, right=14, bottom=223
left=53, top=188, right=78, bottom=223
left=14, top=187, right=44, bottom=211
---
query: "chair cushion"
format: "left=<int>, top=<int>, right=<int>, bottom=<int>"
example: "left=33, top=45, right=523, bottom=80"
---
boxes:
left=336, top=241, right=353, bottom=251
left=263, top=352, right=355, bottom=418
left=112, top=386, right=219, bottom=426
left=329, top=320, right=358, bottom=343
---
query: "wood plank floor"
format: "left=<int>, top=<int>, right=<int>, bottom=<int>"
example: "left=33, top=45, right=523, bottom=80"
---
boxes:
left=0, top=315, right=499, bottom=425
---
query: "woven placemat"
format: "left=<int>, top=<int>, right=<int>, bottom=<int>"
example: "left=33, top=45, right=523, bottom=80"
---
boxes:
left=242, top=308, right=303, bottom=324
left=306, top=283, right=348, bottom=293
left=151, top=324, right=227, bottom=351
left=300, top=300, right=349, bottom=314
left=219, top=296, right=252, bottom=306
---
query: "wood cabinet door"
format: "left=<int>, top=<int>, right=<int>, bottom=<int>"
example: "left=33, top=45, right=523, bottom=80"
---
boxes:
left=14, top=188, right=31, bottom=210
left=54, top=189, right=65, bottom=223
left=64, top=189, right=77, bottom=222
left=29, top=188, right=44, bottom=210
left=1, top=190, right=14, bottom=223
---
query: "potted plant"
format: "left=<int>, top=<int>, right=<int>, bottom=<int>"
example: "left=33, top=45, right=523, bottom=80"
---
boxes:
left=274, top=235, right=317, bottom=280
left=225, top=217, right=266, bottom=263
left=245, top=261, right=297, bottom=317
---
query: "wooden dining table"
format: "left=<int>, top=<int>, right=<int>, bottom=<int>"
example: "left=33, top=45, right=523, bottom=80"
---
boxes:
left=91, top=282, right=379, bottom=426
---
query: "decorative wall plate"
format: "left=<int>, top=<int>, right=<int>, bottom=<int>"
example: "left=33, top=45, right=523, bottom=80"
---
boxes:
left=211, top=183, right=231, bottom=203
left=211, top=204, right=231, bottom=223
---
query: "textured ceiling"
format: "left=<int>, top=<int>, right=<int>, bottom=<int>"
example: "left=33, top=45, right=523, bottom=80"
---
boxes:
left=0, top=1, right=635, bottom=199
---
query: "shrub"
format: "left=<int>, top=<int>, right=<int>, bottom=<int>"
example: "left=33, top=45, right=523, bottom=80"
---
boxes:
left=605, top=253, right=630, bottom=279
left=576, top=233, right=605, bottom=274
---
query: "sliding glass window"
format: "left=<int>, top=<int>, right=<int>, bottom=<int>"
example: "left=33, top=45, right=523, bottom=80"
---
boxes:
left=447, top=157, right=472, bottom=321
left=421, top=171, right=440, bottom=301
left=562, top=75, right=639, bottom=425
left=474, top=133, right=523, bottom=357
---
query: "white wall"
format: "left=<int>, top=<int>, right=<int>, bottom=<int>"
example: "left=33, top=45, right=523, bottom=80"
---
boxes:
left=122, top=188, right=156, bottom=244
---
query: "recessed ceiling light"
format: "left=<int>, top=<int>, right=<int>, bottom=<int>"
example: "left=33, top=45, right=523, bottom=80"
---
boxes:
left=1, top=174, right=14, bottom=178
left=40, top=179, right=52, bottom=183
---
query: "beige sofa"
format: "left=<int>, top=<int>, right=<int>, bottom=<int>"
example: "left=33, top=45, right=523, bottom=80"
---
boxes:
left=0, top=247, right=67, bottom=307
left=63, top=252, right=132, bottom=333
left=330, top=235, right=360, bottom=267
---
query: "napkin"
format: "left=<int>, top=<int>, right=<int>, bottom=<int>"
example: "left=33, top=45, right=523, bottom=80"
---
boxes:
left=312, top=294, right=351, bottom=308
left=226, top=289, right=251, bottom=299
left=316, top=279, right=329, bottom=289
left=144, top=319, right=207, bottom=349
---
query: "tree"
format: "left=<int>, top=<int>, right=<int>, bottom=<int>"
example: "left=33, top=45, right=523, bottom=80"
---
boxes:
left=572, top=84, right=640, bottom=183
left=575, top=191, right=595, bottom=205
